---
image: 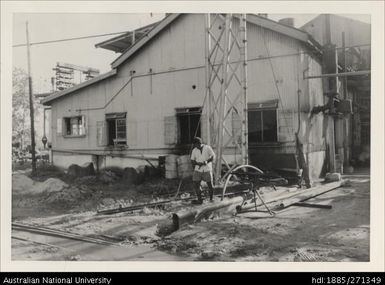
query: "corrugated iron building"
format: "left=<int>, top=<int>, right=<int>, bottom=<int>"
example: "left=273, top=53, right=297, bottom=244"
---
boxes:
left=302, top=14, right=371, bottom=166
left=43, top=14, right=327, bottom=179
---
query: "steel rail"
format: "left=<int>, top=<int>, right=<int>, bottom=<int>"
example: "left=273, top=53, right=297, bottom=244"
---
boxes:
left=12, top=223, right=118, bottom=246
left=12, top=235, right=76, bottom=253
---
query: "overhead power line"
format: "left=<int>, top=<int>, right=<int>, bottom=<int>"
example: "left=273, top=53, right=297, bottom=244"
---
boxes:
left=13, top=28, right=371, bottom=51
left=12, top=30, right=133, bottom=48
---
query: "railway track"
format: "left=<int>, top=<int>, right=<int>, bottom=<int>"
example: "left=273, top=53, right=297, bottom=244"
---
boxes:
left=12, top=222, right=121, bottom=247
left=12, top=222, right=189, bottom=261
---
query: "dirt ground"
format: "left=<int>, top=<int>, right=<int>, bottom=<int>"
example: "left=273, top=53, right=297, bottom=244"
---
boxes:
left=11, top=163, right=370, bottom=261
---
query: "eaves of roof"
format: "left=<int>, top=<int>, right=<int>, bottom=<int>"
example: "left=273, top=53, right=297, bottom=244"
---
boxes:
left=111, top=14, right=181, bottom=69
left=41, top=69, right=117, bottom=105
left=95, top=21, right=160, bottom=53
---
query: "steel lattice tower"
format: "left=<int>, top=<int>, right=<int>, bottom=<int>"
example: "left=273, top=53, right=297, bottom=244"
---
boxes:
left=204, top=14, right=248, bottom=183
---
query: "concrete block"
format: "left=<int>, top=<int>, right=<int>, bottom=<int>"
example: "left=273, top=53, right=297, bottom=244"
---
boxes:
left=324, top=172, right=342, bottom=182
left=122, top=167, right=144, bottom=185
left=67, top=163, right=95, bottom=178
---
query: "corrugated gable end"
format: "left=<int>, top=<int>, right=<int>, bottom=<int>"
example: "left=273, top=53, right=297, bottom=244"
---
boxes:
left=111, top=14, right=181, bottom=69
left=246, top=14, right=322, bottom=57
left=111, top=13, right=323, bottom=70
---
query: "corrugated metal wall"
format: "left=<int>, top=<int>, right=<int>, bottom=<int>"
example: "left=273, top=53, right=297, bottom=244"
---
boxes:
left=50, top=14, right=325, bottom=170
left=301, top=14, right=370, bottom=47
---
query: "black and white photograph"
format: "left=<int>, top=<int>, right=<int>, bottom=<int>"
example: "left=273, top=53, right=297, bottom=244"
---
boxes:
left=1, top=1, right=384, bottom=272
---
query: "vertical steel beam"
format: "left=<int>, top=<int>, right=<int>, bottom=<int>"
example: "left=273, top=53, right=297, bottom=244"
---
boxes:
left=204, top=14, right=211, bottom=146
left=240, top=14, right=248, bottom=165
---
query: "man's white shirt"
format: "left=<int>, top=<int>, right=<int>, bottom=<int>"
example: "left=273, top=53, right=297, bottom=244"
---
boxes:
left=190, top=144, right=215, bottom=172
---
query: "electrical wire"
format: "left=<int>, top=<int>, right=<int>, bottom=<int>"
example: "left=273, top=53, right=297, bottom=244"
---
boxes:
left=13, top=28, right=371, bottom=52
left=12, top=30, right=134, bottom=48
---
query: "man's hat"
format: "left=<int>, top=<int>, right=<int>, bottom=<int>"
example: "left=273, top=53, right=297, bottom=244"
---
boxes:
left=193, top=137, right=202, bottom=144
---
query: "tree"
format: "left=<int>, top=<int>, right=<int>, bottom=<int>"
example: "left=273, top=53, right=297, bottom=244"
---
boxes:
left=12, top=68, right=40, bottom=151
left=12, top=68, right=30, bottom=150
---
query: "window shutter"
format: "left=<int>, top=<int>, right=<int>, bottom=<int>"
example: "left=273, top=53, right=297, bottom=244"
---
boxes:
left=277, top=109, right=295, bottom=142
left=232, top=111, right=242, bottom=145
left=126, top=120, right=137, bottom=147
left=96, top=121, right=107, bottom=146
left=164, top=116, right=177, bottom=145
left=81, top=115, right=87, bottom=135
left=57, top=118, right=62, bottom=135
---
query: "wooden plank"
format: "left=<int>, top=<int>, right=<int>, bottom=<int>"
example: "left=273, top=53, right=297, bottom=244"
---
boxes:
left=237, top=180, right=344, bottom=212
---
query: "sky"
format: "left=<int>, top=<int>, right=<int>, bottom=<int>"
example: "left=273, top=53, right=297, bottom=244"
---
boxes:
left=12, top=13, right=371, bottom=94
left=13, top=13, right=165, bottom=93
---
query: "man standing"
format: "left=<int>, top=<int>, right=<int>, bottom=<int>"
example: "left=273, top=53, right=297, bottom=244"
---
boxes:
left=190, top=137, right=215, bottom=204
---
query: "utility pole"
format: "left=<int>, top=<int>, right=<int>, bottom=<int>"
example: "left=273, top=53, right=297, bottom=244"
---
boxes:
left=26, top=21, right=37, bottom=175
left=324, top=14, right=336, bottom=173
left=342, top=31, right=350, bottom=167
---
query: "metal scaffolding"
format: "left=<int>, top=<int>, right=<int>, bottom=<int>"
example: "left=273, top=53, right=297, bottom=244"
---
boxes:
left=204, top=14, right=248, bottom=183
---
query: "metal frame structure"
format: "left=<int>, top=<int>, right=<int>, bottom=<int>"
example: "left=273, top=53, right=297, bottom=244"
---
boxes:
left=204, top=14, right=248, bottom=184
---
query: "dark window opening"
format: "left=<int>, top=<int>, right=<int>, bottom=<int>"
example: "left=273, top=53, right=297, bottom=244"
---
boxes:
left=64, top=116, right=84, bottom=136
left=106, top=113, right=126, bottom=146
left=248, top=109, right=277, bottom=143
left=176, top=107, right=202, bottom=145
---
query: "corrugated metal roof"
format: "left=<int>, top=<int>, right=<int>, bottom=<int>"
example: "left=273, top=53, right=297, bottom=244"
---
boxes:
left=42, top=69, right=117, bottom=105
left=95, top=21, right=161, bottom=53
left=111, top=14, right=181, bottom=68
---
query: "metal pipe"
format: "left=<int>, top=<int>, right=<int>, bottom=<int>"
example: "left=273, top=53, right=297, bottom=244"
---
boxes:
left=292, top=202, right=332, bottom=209
left=51, top=148, right=160, bottom=161
left=97, top=197, right=193, bottom=215
left=240, top=14, right=249, bottom=166
left=304, top=70, right=370, bottom=79
left=172, top=196, right=243, bottom=230
left=204, top=14, right=212, bottom=146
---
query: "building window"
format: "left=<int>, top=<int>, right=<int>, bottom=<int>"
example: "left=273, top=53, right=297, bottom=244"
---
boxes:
left=176, top=107, right=202, bottom=145
left=106, top=113, right=127, bottom=146
left=248, top=101, right=278, bottom=143
left=64, top=116, right=85, bottom=136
